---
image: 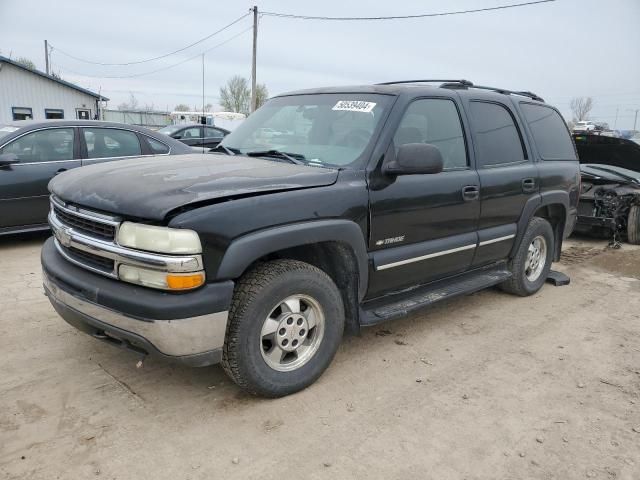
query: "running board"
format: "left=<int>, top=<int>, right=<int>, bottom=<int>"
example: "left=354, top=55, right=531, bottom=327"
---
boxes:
left=360, top=264, right=512, bottom=326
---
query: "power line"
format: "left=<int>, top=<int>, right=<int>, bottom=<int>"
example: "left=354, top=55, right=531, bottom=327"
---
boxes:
left=51, top=12, right=250, bottom=66
left=52, top=26, right=253, bottom=79
left=261, top=0, right=555, bottom=21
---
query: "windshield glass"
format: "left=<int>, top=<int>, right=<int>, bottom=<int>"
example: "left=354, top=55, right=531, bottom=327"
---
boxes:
left=0, top=125, right=19, bottom=143
left=221, top=93, right=393, bottom=168
left=158, top=125, right=184, bottom=135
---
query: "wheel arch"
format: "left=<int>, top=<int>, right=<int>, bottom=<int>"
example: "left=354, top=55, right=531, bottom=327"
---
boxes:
left=216, top=220, right=369, bottom=334
left=513, top=192, right=569, bottom=261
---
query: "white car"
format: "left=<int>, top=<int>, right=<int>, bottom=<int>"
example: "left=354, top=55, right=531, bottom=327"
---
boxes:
left=573, top=121, right=598, bottom=132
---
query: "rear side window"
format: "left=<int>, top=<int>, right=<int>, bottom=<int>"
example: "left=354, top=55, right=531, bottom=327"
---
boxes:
left=469, top=101, right=525, bottom=166
left=520, top=103, right=577, bottom=160
left=147, top=137, right=170, bottom=154
left=393, top=98, right=468, bottom=169
left=83, top=128, right=141, bottom=159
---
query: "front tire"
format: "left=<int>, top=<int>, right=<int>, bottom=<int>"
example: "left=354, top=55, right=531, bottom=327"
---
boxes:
left=222, top=259, right=345, bottom=397
left=501, top=217, right=554, bottom=297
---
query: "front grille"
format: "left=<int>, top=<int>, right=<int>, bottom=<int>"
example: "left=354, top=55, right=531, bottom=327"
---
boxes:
left=53, top=205, right=116, bottom=240
left=66, top=246, right=115, bottom=273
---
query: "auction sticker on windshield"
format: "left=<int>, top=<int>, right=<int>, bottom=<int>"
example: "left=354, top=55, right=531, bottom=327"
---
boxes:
left=332, top=101, right=376, bottom=113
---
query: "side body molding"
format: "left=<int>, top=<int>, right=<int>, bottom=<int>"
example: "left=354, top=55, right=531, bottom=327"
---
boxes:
left=216, top=220, right=370, bottom=299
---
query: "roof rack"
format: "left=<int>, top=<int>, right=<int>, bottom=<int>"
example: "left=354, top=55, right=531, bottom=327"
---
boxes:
left=377, top=79, right=474, bottom=87
left=377, top=79, right=545, bottom=103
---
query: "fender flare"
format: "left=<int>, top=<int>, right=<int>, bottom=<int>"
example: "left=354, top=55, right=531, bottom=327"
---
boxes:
left=216, top=220, right=369, bottom=299
left=511, top=191, right=569, bottom=258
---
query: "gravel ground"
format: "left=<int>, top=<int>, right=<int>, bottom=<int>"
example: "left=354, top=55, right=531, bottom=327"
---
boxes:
left=0, top=233, right=639, bottom=480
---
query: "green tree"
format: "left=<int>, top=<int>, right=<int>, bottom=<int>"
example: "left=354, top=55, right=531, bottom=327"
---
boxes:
left=15, top=56, right=36, bottom=70
left=255, top=84, right=269, bottom=110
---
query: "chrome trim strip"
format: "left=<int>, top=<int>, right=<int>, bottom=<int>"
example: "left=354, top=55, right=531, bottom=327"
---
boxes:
left=54, top=238, right=116, bottom=278
left=43, top=273, right=228, bottom=357
left=376, top=244, right=476, bottom=271
left=49, top=212, right=203, bottom=274
left=51, top=194, right=121, bottom=226
left=478, top=234, right=515, bottom=247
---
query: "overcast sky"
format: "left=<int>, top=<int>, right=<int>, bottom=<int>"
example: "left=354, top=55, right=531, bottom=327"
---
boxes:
left=1, top=0, right=638, bottom=128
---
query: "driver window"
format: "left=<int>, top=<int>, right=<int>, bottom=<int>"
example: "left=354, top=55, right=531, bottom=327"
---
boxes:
left=393, top=98, right=467, bottom=169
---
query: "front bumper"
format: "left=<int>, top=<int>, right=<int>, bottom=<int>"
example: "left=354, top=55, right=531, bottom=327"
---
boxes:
left=41, top=237, right=234, bottom=366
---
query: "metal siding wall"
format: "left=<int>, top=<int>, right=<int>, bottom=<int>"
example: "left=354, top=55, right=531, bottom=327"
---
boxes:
left=0, top=63, right=97, bottom=123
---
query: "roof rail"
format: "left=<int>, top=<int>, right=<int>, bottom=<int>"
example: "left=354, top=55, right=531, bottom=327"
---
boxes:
left=377, top=79, right=545, bottom=103
left=472, top=85, right=545, bottom=102
left=377, top=79, right=474, bottom=87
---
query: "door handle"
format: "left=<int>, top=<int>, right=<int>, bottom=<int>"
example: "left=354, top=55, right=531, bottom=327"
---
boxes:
left=462, top=185, right=480, bottom=201
left=55, top=168, right=67, bottom=176
left=522, top=177, right=536, bottom=192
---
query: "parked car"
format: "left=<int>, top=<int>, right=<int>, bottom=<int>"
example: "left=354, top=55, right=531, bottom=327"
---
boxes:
left=0, top=120, right=192, bottom=236
left=158, top=123, right=230, bottom=149
left=573, top=133, right=640, bottom=243
left=573, top=121, right=599, bottom=132
left=42, top=80, right=579, bottom=397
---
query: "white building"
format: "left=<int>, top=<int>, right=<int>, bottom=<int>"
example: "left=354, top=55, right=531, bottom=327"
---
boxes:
left=0, top=55, right=107, bottom=123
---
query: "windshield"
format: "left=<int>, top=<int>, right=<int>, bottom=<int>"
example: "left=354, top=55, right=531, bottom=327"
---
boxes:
left=221, top=93, right=393, bottom=168
left=158, top=125, right=185, bottom=135
left=0, top=125, right=19, bottom=143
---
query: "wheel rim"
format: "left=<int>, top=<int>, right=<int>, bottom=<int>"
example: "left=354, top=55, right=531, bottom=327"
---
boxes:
left=525, top=235, right=547, bottom=282
left=260, top=294, right=325, bottom=372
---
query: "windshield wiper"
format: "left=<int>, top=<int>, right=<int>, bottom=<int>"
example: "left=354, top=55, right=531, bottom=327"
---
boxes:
left=245, top=149, right=306, bottom=165
left=211, top=144, right=238, bottom=156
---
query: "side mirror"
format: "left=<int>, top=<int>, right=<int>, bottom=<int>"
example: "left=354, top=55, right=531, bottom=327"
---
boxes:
left=383, top=143, right=444, bottom=175
left=0, top=153, right=19, bottom=168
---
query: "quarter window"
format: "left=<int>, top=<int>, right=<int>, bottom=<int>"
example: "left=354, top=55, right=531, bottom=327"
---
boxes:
left=469, top=101, right=525, bottom=166
left=393, top=98, right=467, bottom=169
left=0, top=128, right=75, bottom=162
left=147, top=137, right=170, bottom=154
left=520, top=103, right=577, bottom=160
left=83, top=128, right=141, bottom=159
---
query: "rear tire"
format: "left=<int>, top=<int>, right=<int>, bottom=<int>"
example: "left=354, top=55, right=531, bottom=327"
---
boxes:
left=627, top=205, right=640, bottom=245
left=500, top=217, right=554, bottom=297
left=222, top=259, right=344, bottom=397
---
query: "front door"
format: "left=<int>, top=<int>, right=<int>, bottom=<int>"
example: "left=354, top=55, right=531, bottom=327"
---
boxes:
left=175, top=126, right=203, bottom=147
left=0, top=127, right=80, bottom=229
left=368, top=96, right=480, bottom=297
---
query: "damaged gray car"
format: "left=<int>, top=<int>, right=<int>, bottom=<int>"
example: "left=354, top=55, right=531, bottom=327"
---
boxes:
left=574, top=134, right=640, bottom=244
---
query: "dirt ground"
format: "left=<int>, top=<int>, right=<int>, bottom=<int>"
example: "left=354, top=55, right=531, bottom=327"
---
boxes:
left=0, top=233, right=639, bottom=480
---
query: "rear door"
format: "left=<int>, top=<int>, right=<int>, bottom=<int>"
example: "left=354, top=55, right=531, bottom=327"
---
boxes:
left=174, top=126, right=203, bottom=147
left=0, top=127, right=80, bottom=229
left=203, top=127, right=226, bottom=148
left=461, top=97, right=538, bottom=266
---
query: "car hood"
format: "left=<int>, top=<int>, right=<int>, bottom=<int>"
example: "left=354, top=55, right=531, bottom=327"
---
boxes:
left=581, top=163, right=640, bottom=185
left=49, top=153, right=339, bottom=221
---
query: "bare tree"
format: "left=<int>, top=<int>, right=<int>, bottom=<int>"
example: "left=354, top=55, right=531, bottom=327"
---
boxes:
left=570, top=97, right=594, bottom=122
left=117, top=93, right=139, bottom=111
left=15, top=56, right=36, bottom=70
left=255, top=84, right=269, bottom=110
left=174, top=104, right=190, bottom=112
left=204, top=103, right=214, bottom=112
left=220, top=76, right=251, bottom=114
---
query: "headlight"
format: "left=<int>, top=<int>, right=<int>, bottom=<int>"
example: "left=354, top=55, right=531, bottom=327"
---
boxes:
left=117, top=222, right=202, bottom=254
left=119, top=264, right=205, bottom=290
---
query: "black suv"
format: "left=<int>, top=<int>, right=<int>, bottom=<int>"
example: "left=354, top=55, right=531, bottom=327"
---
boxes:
left=41, top=80, right=580, bottom=397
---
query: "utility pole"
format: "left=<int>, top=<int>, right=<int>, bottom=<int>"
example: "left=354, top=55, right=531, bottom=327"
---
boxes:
left=250, top=5, right=258, bottom=113
left=627, top=108, right=639, bottom=131
left=44, top=39, right=50, bottom=75
left=202, top=53, right=205, bottom=123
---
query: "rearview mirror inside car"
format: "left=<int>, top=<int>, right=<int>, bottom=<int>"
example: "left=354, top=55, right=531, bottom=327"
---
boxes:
left=383, top=143, right=444, bottom=175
